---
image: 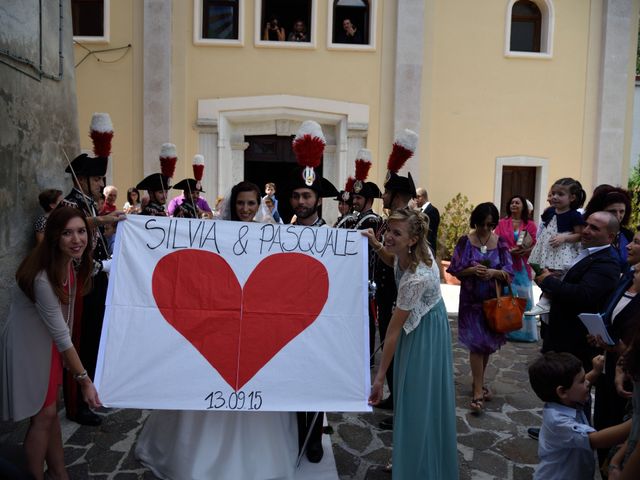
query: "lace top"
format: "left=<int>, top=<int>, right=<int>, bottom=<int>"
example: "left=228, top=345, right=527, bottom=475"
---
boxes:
left=394, top=254, right=443, bottom=335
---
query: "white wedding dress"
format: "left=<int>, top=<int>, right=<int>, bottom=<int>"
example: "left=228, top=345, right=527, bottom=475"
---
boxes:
left=136, top=409, right=298, bottom=480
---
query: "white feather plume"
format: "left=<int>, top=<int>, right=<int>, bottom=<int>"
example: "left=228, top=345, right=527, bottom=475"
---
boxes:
left=160, top=143, right=177, bottom=158
left=356, top=149, right=372, bottom=162
left=394, top=129, right=418, bottom=153
left=90, top=113, right=113, bottom=133
left=295, top=120, right=325, bottom=142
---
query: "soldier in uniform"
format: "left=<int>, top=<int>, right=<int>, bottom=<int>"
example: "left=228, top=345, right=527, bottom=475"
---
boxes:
left=288, top=121, right=339, bottom=463
left=137, top=174, right=171, bottom=216
left=61, top=114, right=124, bottom=425
left=289, top=122, right=339, bottom=228
left=168, top=154, right=213, bottom=219
left=333, top=187, right=357, bottom=228
left=373, top=130, right=419, bottom=428
left=137, top=143, right=178, bottom=216
left=171, top=178, right=204, bottom=219
left=347, top=150, right=384, bottom=367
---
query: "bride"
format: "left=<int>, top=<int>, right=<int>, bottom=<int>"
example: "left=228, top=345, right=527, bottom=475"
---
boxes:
left=135, top=181, right=298, bottom=480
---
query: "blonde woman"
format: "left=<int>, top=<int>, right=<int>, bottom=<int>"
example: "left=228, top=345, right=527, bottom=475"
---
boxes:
left=363, top=208, right=458, bottom=479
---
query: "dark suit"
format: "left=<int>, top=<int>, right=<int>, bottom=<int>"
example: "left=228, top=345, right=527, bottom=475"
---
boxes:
left=594, top=268, right=640, bottom=464
left=540, top=246, right=620, bottom=370
left=421, top=203, right=440, bottom=255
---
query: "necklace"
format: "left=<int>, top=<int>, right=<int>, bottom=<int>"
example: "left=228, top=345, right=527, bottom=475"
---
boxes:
left=478, top=232, right=491, bottom=254
left=63, top=263, right=73, bottom=327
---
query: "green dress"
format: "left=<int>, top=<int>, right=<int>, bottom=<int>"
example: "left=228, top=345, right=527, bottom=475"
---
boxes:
left=392, top=259, right=458, bottom=479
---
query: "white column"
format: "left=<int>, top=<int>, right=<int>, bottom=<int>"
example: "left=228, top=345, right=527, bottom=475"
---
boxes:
left=346, top=132, right=367, bottom=182
left=393, top=0, right=426, bottom=178
left=198, top=127, right=218, bottom=201
left=594, top=0, right=638, bottom=185
left=231, top=142, right=249, bottom=186
left=143, top=0, right=172, bottom=175
left=323, top=144, right=339, bottom=227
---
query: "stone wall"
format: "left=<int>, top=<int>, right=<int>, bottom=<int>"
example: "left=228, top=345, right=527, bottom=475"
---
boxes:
left=0, top=0, right=79, bottom=323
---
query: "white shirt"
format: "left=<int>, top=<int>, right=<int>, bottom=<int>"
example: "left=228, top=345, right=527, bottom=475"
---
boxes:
left=569, top=244, right=611, bottom=269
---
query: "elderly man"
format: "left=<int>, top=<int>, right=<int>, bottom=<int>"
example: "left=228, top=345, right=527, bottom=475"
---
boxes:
left=535, top=211, right=621, bottom=371
left=415, top=187, right=440, bottom=253
left=101, top=185, right=118, bottom=215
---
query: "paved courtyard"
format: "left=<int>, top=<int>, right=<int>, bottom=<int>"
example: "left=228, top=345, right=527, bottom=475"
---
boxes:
left=0, top=317, right=544, bottom=480
left=332, top=320, right=541, bottom=480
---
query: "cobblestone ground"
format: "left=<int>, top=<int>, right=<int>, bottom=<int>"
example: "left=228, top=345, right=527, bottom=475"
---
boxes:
left=331, top=320, right=542, bottom=480
left=0, top=319, right=543, bottom=480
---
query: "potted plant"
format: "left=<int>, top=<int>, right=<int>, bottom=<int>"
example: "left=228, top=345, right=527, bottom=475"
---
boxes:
left=437, top=193, right=474, bottom=285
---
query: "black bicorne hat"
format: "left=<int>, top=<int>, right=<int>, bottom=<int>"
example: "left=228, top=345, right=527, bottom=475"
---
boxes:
left=353, top=181, right=382, bottom=199
left=384, top=171, right=416, bottom=197
left=65, top=153, right=108, bottom=177
left=288, top=169, right=339, bottom=198
left=334, top=190, right=353, bottom=203
left=173, top=178, right=205, bottom=193
left=136, top=173, right=172, bottom=192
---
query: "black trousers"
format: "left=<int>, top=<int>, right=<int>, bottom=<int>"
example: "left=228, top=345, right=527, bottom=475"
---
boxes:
left=297, top=411, right=323, bottom=451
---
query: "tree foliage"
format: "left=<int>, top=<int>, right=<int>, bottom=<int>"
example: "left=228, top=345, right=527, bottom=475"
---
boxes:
left=629, top=162, right=640, bottom=228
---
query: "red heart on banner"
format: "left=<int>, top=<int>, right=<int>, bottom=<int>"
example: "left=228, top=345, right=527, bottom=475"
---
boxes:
left=152, top=250, right=329, bottom=391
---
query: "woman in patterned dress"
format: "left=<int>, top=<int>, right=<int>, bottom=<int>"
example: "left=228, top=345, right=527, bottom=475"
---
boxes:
left=447, top=202, right=513, bottom=413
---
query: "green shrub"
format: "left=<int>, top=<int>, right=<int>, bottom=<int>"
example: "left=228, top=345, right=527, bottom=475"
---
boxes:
left=629, top=162, right=640, bottom=228
left=438, top=193, right=474, bottom=260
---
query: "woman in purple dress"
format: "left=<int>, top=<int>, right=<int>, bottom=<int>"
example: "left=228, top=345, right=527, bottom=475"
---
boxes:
left=447, top=202, right=513, bottom=414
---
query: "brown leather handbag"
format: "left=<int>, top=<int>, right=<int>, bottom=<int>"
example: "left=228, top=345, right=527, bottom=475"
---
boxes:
left=482, top=280, right=527, bottom=333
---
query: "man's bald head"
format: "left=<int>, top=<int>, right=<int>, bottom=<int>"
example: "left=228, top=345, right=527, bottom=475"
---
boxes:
left=581, top=211, right=619, bottom=248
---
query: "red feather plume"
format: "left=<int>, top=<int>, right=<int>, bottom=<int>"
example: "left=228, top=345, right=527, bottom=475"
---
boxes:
left=354, top=159, right=371, bottom=182
left=344, top=176, right=356, bottom=193
left=192, top=154, right=205, bottom=181
left=90, top=113, right=113, bottom=158
left=91, top=131, right=113, bottom=158
left=159, top=143, right=177, bottom=178
left=193, top=164, right=204, bottom=181
left=292, top=135, right=325, bottom=168
left=160, top=157, right=177, bottom=178
left=387, top=144, right=413, bottom=174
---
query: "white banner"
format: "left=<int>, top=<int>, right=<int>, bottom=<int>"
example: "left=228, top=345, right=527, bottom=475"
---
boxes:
left=95, top=215, right=370, bottom=412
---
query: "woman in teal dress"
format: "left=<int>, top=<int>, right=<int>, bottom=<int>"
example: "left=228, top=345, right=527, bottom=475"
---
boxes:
left=364, top=208, right=458, bottom=479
